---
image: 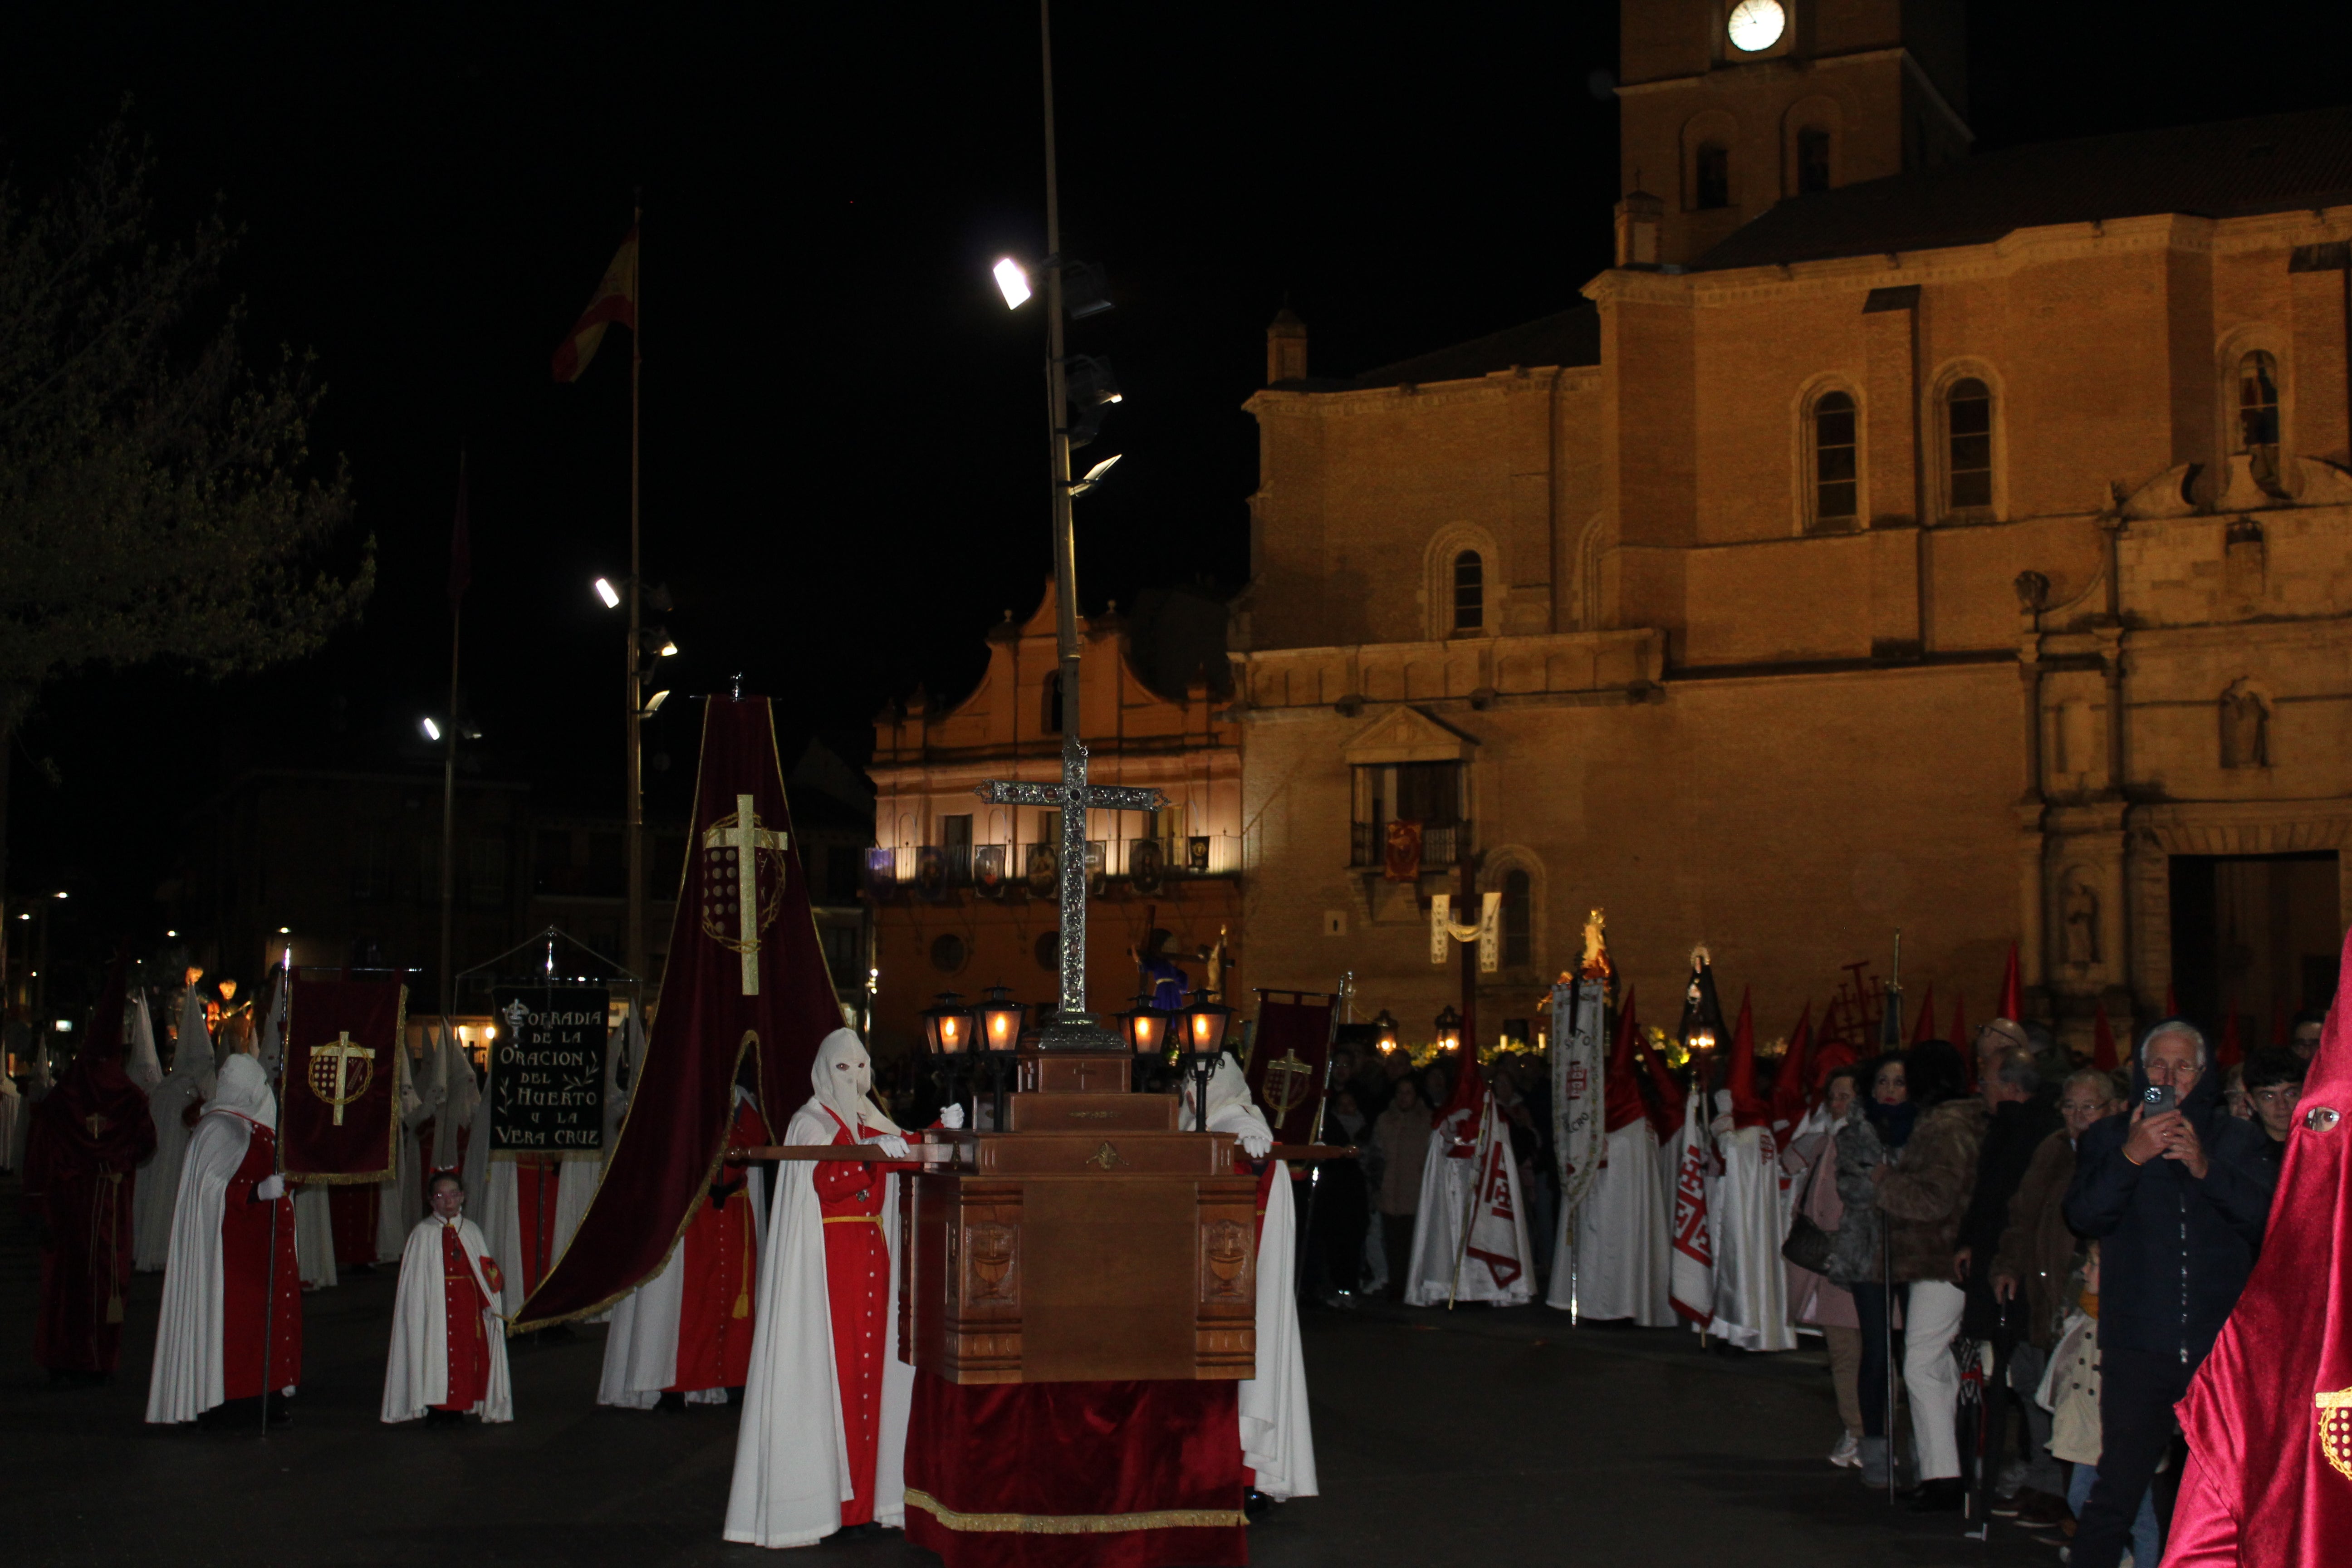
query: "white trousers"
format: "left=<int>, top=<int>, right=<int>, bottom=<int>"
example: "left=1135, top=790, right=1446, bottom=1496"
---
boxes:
left=1902, top=1279, right=1966, bottom=1480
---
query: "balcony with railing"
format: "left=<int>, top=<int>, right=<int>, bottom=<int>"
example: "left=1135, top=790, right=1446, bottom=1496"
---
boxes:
left=875, top=832, right=1242, bottom=896
left=1348, top=818, right=1470, bottom=872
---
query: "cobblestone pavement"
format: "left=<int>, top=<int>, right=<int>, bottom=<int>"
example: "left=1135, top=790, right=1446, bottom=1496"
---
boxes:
left=4, top=1177, right=2056, bottom=1567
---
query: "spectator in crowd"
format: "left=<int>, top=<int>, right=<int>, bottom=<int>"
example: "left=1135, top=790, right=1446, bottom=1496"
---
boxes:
left=1419, top=1063, right=1451, bottom=1115
left=2239, top=1048, right=2305, bottom=1165
left=2288, top=1008, right=2324, bottom=1062
left=1309, top=1088, right=1372, bottom=1305
left=1788, top=1064, right=1863, bottom=1468
left=1871, top=1039, right=1982, bottom=1512
left=2220, top=1063, right=2250, bottom=1121
left=2061, top=1019, right=2276, bottom=1568
left=1372, top=1076, right=1433, bottom=1299
left=2033, top=1243, right=2162, bottom=1564
left=1971, top=1019, right=2031, bottom=1088
left=1988, top=1068, right=2119, bottom=1532
left=1833, top=1052, right=1909, bottom=1490
left=1954, top=1046, right=2062, bottom=1506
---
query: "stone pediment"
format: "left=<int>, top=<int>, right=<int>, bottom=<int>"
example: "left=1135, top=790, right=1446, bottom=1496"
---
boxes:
left=1341, top=706, right=1479, bottom=765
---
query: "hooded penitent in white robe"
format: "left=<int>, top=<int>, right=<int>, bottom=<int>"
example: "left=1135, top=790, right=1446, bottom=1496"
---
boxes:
left=133, top=991, right=216, bottom=1272
left=1552, top=1119, right=1674, bottom=1325
left=127, top=991, right=163, bottom=1091
left=1181, top=1055, right=1318, bottom=1500
left=598, top=1089, right=769, bottom=1409
left=381, top=1212, right=513, bottom=1423
left=1705, top=1110, right=1795, bottom=1353
left=725, top=1029, right=915, bottom=1548
left=146, top=1056, right=287, bottom=1424
left=1405, top=1090, right=1536, bottom=1308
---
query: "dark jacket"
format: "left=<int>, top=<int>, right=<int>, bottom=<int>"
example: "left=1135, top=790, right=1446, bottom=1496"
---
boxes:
left=1989, top=1128, right=2081, bottom=1348
left=1877, top=1097, right=1989, bottom=1283
left=2062, top=1054, right=2276, bottom=1362
left=1826, top=1106, right=1883, bottom=1289
left=1960, top=1090, right=2063, bottom=1259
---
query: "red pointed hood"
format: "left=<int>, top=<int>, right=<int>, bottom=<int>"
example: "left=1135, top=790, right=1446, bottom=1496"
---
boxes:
left=1435, top=1048, right=1484, bottom=1143
left=1604, top=990, right=1646, bottom=1135
left=1636, top=1012, right=1681, bottom=1142
left=2271, top=1001, right=2289, bottom=1048
left=1727, top=988, right=1769, bottom=1129
left=1769, top=999, right=1813, bottom=1132
left=2220, top=1001, right=2244, bottom=1068
left=1998, top=941, right=2023, bottom=1026
left=1910, top=980, right=1937, bottom=1046
left=2092, top=1003, right=2120, bottom=1071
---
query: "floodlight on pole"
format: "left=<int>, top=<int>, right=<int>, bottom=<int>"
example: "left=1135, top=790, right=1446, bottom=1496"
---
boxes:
left=641, top=690, right=671, bottom=716
left=593, top=577, right=622, bottom=609
left=659, top=639, right=678, bottom=657
left=1067, top=453, right=1122, bottom=498
left=421, top=717, right=442, bottom=741
left=994, top=257, right=1032, bottom=309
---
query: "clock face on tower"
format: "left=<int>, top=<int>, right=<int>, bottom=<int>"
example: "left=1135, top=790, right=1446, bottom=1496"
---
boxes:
left=1726, top=0, right=1787, bottom=53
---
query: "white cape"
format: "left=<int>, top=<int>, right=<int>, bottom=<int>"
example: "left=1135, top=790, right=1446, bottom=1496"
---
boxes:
left=1551, top=1119, right=1673, bottom=1325
left=723, top=1100, right=912, bottom=1548
left=1240, top=1164, right=1317, bottom=1500
left=1705, top=1123, right=1795, bottom=1352
left=381, top=1215, right=513, bottom=1422
left=293, top=1184, right=338, bottom=1289
left=1667, top=1092, right=1715, bottom=1328
left=144, top=1110, right=254, bottom=1423
left=598, top=1164, right=767, bottom=1408
left=1404, top=1096, right=1535, bottom=1307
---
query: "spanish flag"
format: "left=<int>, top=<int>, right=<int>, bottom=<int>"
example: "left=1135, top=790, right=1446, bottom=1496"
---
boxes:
left=550, top=226, right=638, bottom=382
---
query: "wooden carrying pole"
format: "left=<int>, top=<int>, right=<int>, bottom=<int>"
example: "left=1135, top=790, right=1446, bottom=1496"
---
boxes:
left=732, top=1144, right=1357, bottom=1163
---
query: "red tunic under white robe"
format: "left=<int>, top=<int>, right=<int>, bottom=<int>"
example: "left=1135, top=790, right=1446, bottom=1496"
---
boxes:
left=813, top=1105, right=917, bottom=1525
left=599, top=1095, right=771, bottom=1407
left=147, top=1056, right=302, bottom=1423
left=382, top=1213, right=513, bottom=1422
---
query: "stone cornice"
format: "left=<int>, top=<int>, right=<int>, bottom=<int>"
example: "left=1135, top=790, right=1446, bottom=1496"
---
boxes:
left=1243, top=366, right=1596, bottom=418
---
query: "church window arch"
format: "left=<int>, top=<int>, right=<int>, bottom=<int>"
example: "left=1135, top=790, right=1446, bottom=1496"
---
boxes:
left=1042, top=669, right=1063, bottom=734
left=1501, top=869, right=1532, bottom=968
left=1695, top=144, right=1731, bottom=210
left=1452, top=551, right=1484, bottom=632
left=1681, top=110, right=1740, bottom=214
left=1478, top=847, right=1545, bottom=976
left=1796, top=127, right=1832, bottom=194
left=1930, top=363, right=2004, bottom=520
left=1807, top=386, right=1860, bottom=529
left=1422, top=524, right=1502, bottom=640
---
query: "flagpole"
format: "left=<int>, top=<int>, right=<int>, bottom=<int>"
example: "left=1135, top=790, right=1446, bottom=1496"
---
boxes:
left=625, top=196, right=646, bottom=987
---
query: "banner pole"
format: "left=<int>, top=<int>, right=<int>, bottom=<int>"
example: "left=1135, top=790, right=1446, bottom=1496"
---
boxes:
left=259, top=964, right=287, bottom=1434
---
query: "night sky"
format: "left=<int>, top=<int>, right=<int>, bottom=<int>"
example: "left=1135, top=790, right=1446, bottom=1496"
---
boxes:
left=6, top=1, right=2351, bottom=992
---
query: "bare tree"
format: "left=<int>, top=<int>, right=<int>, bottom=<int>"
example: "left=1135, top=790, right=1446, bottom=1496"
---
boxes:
left=0, top=118, right=371, bottom=905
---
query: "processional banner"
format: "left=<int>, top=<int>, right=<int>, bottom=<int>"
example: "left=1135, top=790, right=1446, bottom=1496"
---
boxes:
left=1244, top=990, right=1336, bottom=1146
left=490, top=985, right=609, bottom=1158
left=1550, top=979, right=1607, bottom=1225
left=279, top=975, right=406, bottom=1182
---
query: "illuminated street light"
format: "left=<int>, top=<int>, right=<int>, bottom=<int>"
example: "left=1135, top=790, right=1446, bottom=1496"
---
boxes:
left=659, top=638, right=678, bottom=657
left=993, top=257, right=1031, bottom=309
left=421, top=716, right=442, bottom=741
left=641, top=690, right=670, bottom=716
left=593, top=577, right=622, bottom=609
left=1067, top=453, right=1122, bottom=499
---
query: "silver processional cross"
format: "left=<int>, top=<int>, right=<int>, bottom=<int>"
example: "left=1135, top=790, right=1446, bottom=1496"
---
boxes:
left=976, top=736, right=1162, bottom=1041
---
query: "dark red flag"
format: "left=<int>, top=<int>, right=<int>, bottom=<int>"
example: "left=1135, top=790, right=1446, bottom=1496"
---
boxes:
left=279, top=975, right=404, bottom=1181
left=1726, top=987, right=1769, bottom=1129
left=1245, top=991, right=1334, bottom=1146
left=1997, top=941, right=2023, bottom=1024
left=2220, top=1000, right=2244, bottom=1068
left=517, top=695, right=845, bottom=1328
left=2092, top=1003, right=2120, bottom=1071
left=2167, top=923, right=2352, bottom=1563
left=1769, top=999, right=1813, bottom=1134
left=1603, top=990, right=1647, bottom=1136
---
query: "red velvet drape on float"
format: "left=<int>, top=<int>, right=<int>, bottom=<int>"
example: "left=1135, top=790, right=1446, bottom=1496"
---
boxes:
left=905, top=1374, right=1247, bottom=1568
left=2166, top=923, right=2352, bottom=1565
left=516, top=695, right=844, bottom=1329
left=23, top=957, right=156, bottom=1374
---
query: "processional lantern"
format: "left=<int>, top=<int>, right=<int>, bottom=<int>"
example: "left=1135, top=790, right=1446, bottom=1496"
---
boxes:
left=1177, top=988, right=1234, bottom=1134
left=979, top=986, right=1025, bottom=1054
left=922, top=991, right=975, bottom=1057
left=1372, top=1008, right=1399, bottom=1054
left=1434, top=1003, right=1462, bottom=1053
left=1120, top=992, right=1172, bottom=1058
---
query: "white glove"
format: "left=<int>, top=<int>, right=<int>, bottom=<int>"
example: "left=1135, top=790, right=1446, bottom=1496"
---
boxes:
left=938, top=1104, right=966, bottom=1130
left=1238, top=1129, right=1272, bottom=1159
left=254, top=1175, right=286, bottom=1202
left=876, top=1135, right=911, bottom=1160
left=1709, top=1112, right=1736, bottom=1137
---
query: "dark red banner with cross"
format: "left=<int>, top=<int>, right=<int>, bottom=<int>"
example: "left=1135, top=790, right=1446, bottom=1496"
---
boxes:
left=1245, top=990, right=1337, bottom=1145
left=280, top=975, right=406, bottom=1181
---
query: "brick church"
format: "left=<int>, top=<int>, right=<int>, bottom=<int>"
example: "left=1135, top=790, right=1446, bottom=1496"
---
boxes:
left=1231, top=0, right=2352, bottom=1053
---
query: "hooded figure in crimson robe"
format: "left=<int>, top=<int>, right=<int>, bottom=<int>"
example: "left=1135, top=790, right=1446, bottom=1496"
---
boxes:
left=23, top=997, right=156, bottom=1382
left=382, top=1170, right=511, bottom=1426
left=598, top=1087, right=772, bottom=1409
left=145, top=1053, right=300, bottom=1426
left=2166, top=925, right=2352, bottom=1564
left=725, top=1029, right=923, bottom=1547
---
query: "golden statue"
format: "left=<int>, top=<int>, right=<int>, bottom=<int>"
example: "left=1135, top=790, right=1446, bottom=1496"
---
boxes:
left=1578, top=908, right=1614, bottom=983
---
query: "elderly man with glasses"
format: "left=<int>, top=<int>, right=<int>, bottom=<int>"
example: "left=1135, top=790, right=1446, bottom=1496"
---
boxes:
left=2061, top=1019, right=2277, bottom=1568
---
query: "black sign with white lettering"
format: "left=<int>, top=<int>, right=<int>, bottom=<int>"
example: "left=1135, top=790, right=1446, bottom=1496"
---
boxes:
left=489, top=986, right=609, bottom=1154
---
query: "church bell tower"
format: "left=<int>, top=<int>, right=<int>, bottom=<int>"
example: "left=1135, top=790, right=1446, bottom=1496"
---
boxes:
left=1616, top=0, right=1971, bottom=267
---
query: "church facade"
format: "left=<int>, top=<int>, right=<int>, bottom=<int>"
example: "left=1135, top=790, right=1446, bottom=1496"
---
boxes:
left=1231, top=0, right=2352, bottom=1052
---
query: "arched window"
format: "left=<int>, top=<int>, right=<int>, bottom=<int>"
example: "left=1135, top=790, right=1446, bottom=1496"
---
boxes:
left=2236, top=350, right=2280, bottom=483
left=1695, top=144, right=1730, bottom=210
left=1796, top=127, right=1832, bottom=194
left=1451, top=550, right=1484, bottom=632
left=1946, top=377, right=1993, bottom=512
left=1501, top=870, right=1532, bottom=968
left=1042, top=670, right=1063, bottom=733
left=1812, top=390, right=1857, bottom=527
